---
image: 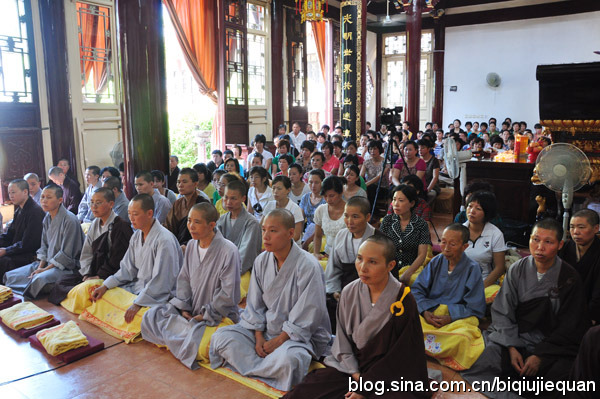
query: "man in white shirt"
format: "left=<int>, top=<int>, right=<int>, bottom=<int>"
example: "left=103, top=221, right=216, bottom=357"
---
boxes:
left=289, top=122, right=306, bottom=149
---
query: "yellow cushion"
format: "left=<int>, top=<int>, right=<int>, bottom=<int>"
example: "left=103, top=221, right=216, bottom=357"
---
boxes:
left=195, top=317, right=235, bottom=363
left=0, top=301, right=54, bottom=330
left=36, top=320, right=88, bottom=356
left=240, top=271, right=251, bottom=301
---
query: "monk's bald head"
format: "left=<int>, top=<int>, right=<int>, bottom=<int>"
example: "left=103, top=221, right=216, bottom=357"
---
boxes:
left=190, top=202, right=219, bottom=224
left=263, top=208, right=295, bottom=230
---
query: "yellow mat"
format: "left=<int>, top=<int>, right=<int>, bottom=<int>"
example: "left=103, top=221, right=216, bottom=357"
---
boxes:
left=61, top=279, right=104, bottom=314
left=79, top=287, right=148, bottom=344
left=200, top=361, right=325, bottom=398
left=240, top=272, right=251, bottom=301
left=420, top=304, right=484, bottom=371
left=485, top=284, right=501, bottom=305
left=0, top=301, right=54, bottom=330
left=196, top=317, right=235, bottom=363
left=37, top=320, right=89, bottom=356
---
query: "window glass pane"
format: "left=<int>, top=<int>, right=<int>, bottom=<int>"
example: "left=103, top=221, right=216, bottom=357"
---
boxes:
left=247, top=33, right=265, bottom=105
left=0, top=0, right=32, bottom=103
left=385, top=59, right=404, bottom=108
left=421, top=32, right=432, bottom=52
left=226, top=28, right=245, bottom=105
left=384, top=34, right=405, bottom=55
left=247, top=3, right=265, bottom=31
left=420, top=57, right=428, bottom=108
left=77, top=3, right=115, bottom=104
left=291, top=41, right=305, bottom=107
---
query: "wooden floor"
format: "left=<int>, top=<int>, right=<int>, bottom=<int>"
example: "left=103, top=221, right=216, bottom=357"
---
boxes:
left=0, top=212, right=485, bottom=399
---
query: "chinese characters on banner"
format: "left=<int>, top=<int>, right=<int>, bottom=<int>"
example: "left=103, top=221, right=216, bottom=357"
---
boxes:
left=340, top=0, right=364, bottom=141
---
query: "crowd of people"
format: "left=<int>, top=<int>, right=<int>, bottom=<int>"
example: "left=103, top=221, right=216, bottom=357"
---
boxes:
left=0, top=118, right=597, bottom=399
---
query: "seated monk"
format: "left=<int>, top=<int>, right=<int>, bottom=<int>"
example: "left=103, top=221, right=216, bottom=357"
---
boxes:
left=412, top=223, right=486, bottom=370
left=141, top=203, right=241, bottom=369
left=210, top=208, right=331, bottom=391
left=325, top=196, right=379, bottom=333
left=163, top=168, right=209, bottom=247
left=48, top=188, right=133, bottom=306
left=216, top=180, right=261, bottom=299
left=462, top=219, right=590, bottom=399
left=77, top=165, right=102, bottom=223
left=134, top=171, right=172, bottom=224
left=88, top=194, right=183, bottom=324
left=284, top=235, right=430, bottom=399
left=559, top=209, right=600, bottom=325
left=4, top=185, right=85, bottom=298
left=0, top=179, right=46, bottom=281
left=103, top=176, right=130, bottom=223
left=48, top=166, right=82, bottom=215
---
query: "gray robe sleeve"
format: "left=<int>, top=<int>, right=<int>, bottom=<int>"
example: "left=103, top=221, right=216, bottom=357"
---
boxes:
left=326, top=293, right=360, bottom=374
left=411, top=255, right=439, bottom=314
left=77, top=189, right=90, bottom=222
left=282, top=261, right=328, bottom=343
left=48, top=217, right=84, bottom=270
left=103, top=246, right=137, bottom=290
left=169, top=255, right=193, bottom=313
left=200, top=248, right=241, bottom=325
left=36, top=219, right=49, bottom=262
left=78, top=231, right=96, bottom=276
left=133, top=239, right=182, bottom=307
left=488, top=260, right=526, bottom=348
left=239, top=262, right=269, bottom=331
left=237, top=220, right=262, bottom=274
left=325, top=230, right=345, bottom=294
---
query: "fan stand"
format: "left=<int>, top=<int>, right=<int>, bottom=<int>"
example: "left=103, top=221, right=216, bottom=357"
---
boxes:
left=561, top=179, right=573, bottom=241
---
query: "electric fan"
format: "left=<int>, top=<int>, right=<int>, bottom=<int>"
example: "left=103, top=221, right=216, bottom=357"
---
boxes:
left=535, top=143, right=592, bottom=239
left=443, top=137, right=472, bottom=210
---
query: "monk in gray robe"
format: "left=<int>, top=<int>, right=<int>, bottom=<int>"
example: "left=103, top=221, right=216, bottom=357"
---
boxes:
left=24, top=173, right=42, bottom=205
left=284, top=235, right=430, bottom=399
left=77, top=165, right=102, bottom=223
left=142, top=203, right=241, bottom=369
left=48, top=166, right=82, bottom=215
left=48, top=188, right=133, bottom=305
left=103, top=176, right=130, bottom=223
left=0, top=179, right=45, bottom=281
left=90, top=194, right=183, bottom=322
left=134, top=171, right=172, bottom=224
left=462, top=219, right=590, bottom=399
left=216, top=179, right=261, bottom=299
left=4, top=185, right=85, bottom=298
left=210, top=209, right=331, bottom=391
left=325, top=196, right=378, bottom=332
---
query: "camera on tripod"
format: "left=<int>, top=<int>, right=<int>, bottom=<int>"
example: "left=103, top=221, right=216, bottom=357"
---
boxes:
left=379, top=106, right=403, bottom=129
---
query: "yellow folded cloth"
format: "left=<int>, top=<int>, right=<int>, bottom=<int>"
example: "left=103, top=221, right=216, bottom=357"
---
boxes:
left=485, top=284, right=501, bottom=305
left=61, top=279, right=104, bottom=314
left=79, top=287, right=148, bottom=344
left=36, top=320, right=89, bottom=356
left=0, top=285, right=13, bottom=303
left=0, top=301, right=54, bottom=330
left=240, top=272, right=251, bottom=301
left=420, top=304, right=484, bottom=371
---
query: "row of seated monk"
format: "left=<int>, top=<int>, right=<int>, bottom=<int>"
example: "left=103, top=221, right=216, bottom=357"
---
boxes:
left=0, top=171, right=599, bottom=398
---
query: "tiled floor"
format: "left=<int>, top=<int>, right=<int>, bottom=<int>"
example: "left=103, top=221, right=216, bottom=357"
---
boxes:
left=1, top=211, right=486, bottom=399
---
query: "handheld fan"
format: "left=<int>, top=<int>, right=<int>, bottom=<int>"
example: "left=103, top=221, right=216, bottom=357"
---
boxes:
left=535, top=143, right=592, bottom=239
left=444, top=137, right=472, bottom=211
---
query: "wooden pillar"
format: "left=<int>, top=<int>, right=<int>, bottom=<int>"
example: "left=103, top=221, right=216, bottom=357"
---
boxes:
left=405, top=0, right=422, bottom=129
left=271, top=0, right=284, bottom=139
left=375, top=32, right=383, bottom=132
left=432, top=14, right=445, bottom=126
left=340, top=0, right=367, bottom=141
left=116, top=0, right=169, bottom=198
left=38, top=0, right=76, bottom=175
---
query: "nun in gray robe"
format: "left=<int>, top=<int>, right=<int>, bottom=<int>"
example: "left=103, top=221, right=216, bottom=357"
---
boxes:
left=141, top=231, right=241, bottom=369
left=4, top=204, right=85, bottom=298
left=216, top=207, right=262, bottom=275
left=77, top=180, right=102, bottom=223
left=210, top=242, right=331, bottom=391
left=461, top=256, right=589, bottom=399
left=103, top=219, right=183, bottom=307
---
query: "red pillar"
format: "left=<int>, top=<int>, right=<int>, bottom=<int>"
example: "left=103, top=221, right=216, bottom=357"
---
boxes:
left=432, top=14, right=445, bottom=127
left=405, top=0, right=422, bottom=130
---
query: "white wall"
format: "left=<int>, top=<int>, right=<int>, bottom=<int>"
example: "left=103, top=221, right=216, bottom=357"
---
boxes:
left=442, top=11, right=600, bottom=130
left=366, top=30, right=378, bottom=130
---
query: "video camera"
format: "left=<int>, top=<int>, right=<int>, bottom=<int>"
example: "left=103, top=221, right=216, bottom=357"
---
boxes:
left=379, top=106, right=403, bottom=130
